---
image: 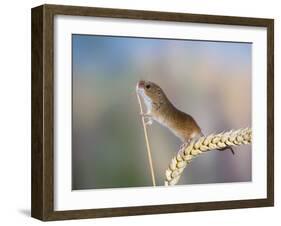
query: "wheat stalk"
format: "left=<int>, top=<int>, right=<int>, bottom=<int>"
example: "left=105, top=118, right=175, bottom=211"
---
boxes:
left=165, top=128, right=252, bottom=186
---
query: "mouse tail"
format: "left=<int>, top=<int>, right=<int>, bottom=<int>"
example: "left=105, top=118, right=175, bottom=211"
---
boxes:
left=218, top=146, right=235, bottom=155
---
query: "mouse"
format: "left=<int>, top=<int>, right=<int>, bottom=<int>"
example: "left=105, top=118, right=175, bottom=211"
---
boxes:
left=136, top=80, right=234, bottom=155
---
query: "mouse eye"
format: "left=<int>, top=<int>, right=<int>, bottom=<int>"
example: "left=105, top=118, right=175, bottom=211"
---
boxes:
left=145, top=84, right=151, bottom=89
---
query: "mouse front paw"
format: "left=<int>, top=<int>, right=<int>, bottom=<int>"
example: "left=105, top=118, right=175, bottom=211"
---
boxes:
left=140, top=113, right=150, bottom=117
left=144, top=117, right=153, bottom=126
left=139, top=113, right=153, bottom=126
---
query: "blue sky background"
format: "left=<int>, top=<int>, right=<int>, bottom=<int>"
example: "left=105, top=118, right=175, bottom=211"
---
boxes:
left=72, top=35, right=251, bottom=80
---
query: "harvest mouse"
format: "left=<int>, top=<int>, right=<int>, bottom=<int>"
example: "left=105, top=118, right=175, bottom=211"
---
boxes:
left=136, top=80, right=234, bottom=155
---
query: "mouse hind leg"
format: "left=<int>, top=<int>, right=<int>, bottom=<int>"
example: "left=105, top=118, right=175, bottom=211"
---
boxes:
left=179, top=132, right=204, bottom=152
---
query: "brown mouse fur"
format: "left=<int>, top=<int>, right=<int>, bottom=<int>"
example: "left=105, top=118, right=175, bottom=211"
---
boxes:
left=136, top=80, right=234, bottom=154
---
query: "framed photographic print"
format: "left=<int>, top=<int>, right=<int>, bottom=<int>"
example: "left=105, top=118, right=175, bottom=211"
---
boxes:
left=31, top=4, right=274, bottom=221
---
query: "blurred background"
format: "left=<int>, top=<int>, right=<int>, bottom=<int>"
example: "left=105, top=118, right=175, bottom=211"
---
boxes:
left=72, top=34, right=252, bottom=190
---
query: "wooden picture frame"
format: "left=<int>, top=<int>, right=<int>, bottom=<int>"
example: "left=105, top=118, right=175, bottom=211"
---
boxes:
left=31, top=4, right=274, bottom=221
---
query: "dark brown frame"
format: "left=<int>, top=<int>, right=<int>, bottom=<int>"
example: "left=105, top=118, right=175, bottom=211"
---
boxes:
left=31, top=4, right=274, bottom=221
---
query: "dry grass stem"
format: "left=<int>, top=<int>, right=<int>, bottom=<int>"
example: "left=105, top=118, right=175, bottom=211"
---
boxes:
left=165, top=128, right=252, bottom=186
left=136, top=91, right=156, bottom=186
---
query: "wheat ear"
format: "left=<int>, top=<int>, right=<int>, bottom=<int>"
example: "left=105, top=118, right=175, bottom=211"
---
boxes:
left=165, top=128, right=252, bottom=186
left=136, top=91, right=156, bottom=186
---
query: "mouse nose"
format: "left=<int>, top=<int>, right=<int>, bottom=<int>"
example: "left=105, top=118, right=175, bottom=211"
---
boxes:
left=137, top=80, right=145, bottom=89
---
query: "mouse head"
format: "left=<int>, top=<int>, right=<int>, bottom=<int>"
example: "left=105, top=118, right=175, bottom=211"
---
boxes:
left=136, top=80, right=165, bottom=103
